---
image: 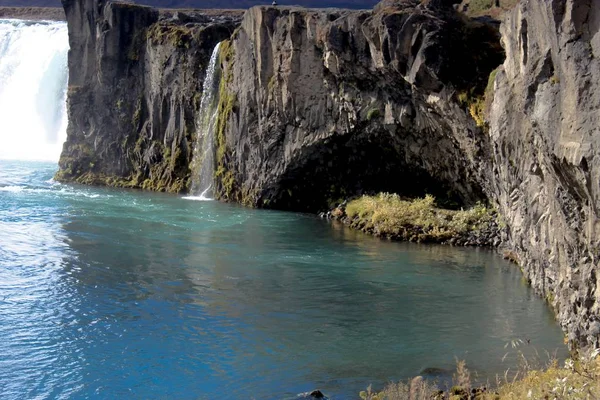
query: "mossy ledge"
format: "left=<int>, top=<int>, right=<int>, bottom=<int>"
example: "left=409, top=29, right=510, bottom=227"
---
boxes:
left=327, top=193, right=504, bottom=247
left=213, top=39, right=242, bottom=203
left=54, top=139, right=189, bottom=194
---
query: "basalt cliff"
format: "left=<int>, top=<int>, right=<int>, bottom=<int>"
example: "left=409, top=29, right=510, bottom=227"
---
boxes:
left=57, top=0, right=600, bottom=349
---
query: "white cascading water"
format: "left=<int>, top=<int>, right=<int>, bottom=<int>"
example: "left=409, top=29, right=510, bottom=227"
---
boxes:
left=187, top=42, right=222, bottom=201
left=0, top=19, right=69, bottom=162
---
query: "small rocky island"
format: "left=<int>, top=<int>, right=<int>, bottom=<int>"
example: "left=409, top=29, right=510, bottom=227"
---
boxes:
left=55, top=0, right=600, bottom=355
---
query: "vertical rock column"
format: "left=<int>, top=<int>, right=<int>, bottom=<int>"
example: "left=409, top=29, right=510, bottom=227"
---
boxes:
left=488, top=0, right=600, bottom=348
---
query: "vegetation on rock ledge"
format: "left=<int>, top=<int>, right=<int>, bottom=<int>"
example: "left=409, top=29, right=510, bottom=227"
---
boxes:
left=334, top=193, right=501, bottom=246
left=214, top=39, right=239, bottom=202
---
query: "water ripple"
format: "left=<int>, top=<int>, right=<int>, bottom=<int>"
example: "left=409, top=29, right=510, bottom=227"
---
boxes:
left=0, top=160, right=568, bottom=399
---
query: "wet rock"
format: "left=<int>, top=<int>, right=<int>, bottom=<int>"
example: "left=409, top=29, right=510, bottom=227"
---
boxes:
left=298, top=389, right=328, bottom=399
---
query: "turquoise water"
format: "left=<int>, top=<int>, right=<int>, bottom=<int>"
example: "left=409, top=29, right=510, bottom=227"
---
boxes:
left=0, top=160, right=567, bottom=399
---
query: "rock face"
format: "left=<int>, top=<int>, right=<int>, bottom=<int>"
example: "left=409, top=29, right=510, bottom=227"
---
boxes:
left=214, top=1, right=502, bottom=211
left=487, top=0, right=600, bottom=348
left=57, top=0, right=239, bottom=192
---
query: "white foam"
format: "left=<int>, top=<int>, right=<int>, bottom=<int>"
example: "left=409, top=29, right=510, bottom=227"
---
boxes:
left=182, top=195, right=213, bottom=202
left=0, top=185, right=24, bottom=192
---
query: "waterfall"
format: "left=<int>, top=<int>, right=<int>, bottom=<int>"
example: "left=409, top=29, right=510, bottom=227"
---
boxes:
left=188, top=42, right=222, bottom=200
left=0, top=19, right=69, bottom=162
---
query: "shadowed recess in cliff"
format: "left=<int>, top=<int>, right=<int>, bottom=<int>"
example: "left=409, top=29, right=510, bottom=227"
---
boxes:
left=258, top=130, right=480, bottom=212
left=188, top=42, right=222, bottom=200
left=213, top=3, right=503, bottom=212
left=0, top=19, right=68, bottom=161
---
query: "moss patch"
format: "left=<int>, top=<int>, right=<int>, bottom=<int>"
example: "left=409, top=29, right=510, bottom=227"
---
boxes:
left=366, top=107, right=381, bottom=121
left=213, top=39, right=240, bottom=202
left=146, top=23, right=195, bottom=48
left=458, top=67, right=499, bottom=128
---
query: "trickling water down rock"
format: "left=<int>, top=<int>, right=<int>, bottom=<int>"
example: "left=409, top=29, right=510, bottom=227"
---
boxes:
left=189, top=41, right=222, bottom=199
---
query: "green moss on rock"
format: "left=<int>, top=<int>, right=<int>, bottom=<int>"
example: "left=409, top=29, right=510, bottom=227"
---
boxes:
left=147, top=23, right=195, bottom=48
left=213, top=39, right=241, bottom=202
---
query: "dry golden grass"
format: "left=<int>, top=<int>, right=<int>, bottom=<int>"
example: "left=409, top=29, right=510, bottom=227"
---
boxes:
left=345, top=194, right=494, bottom=243
left=360, top=349, right=600, bottom=400
left=360, top=379, right=440, bottom=400
left=496, top=350, right=600, bottom=400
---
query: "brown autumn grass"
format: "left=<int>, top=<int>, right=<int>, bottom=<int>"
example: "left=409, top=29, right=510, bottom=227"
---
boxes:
left=360, top=347, right=600, bottom=400
left=344, top=193, right=495, bottom=243
left=460, top=0, right=519, bottom=19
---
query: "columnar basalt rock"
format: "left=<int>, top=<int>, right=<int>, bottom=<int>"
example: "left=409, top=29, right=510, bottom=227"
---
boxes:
left=57, top=0, right=240, bottom=192
left=488, top=0, right=600, bottom=348
left=214, top=2, right=502, bottom=211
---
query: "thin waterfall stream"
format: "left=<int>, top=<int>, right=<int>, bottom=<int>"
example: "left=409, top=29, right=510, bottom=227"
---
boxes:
left=188, top=42, right=222, bottom=200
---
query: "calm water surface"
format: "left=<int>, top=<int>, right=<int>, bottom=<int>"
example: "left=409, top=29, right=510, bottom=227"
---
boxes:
left=0, top=160, right=567, bottom=399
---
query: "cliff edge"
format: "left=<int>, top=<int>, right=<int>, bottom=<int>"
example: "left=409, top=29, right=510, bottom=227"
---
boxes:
left=57, top=0, right=239, bottom=192
left=488, top=0, right=600, bottom=348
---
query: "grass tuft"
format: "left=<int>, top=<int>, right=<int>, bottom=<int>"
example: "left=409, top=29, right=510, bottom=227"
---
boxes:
left=360, top=349, right=600, bottom=400
left=496, top=349, right=600, bottom=400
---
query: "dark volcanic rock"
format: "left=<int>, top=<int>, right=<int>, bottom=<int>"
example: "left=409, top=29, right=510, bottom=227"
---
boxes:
left=487, top=0, right=600, bottom=349
left=56, top=0, right=239, bottom=192
left=213, top=3, right=503, bottom=211
left=0, top=0, right=380, bottom=9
